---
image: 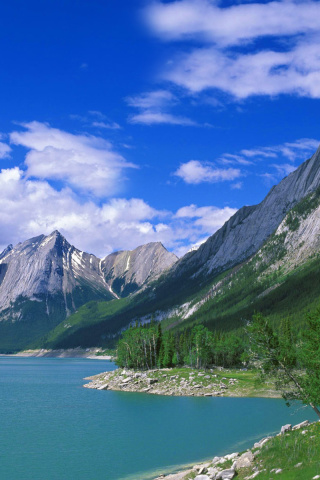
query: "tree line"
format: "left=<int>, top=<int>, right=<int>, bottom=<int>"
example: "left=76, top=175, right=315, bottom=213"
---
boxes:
left=116, top=322, right=245, bottom=370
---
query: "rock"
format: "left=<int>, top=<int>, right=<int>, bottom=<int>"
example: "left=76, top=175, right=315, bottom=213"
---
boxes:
left=198, top=466, right=208, bottom=474
left=294, top=462, right=302, bottom=468
left=275, top=468, right=282, bottom=474
left=216, top=468, right=236, bottom=479
left=225, top=453, right=238, bottom=461
left=207, top=467, right=219, bottom=477
left=235, top=451, right=254, bottom=469
left=253, top=437, right=271, bottom=448
left=280, top=424, right=292, bottom=434
left=245, top=472, right=260, bottom=479
left=121, top=377, right=132, bottom=383
left=312, top=476, right=320, bottom=479
left=194, top=476, right=210, bottom=480
left=292, top=420, right=309, bottom=430
left=97, top=383, right=109, bottom=390
left=212, top=457, right=225, bottom=465
left=147, top=378, right=158, bottom=385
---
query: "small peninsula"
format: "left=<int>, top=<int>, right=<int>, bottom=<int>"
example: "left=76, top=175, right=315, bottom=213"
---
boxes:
left=83, top=366, right=279, bottom=398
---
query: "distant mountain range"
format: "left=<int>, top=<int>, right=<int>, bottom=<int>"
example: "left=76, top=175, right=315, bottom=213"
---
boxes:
left=1, top=144, right=320, bottom=352
left=0, top=233, right=177, bottom=351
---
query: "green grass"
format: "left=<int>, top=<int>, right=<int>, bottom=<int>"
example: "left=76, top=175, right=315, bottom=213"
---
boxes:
left=237, top=422, right=320, bottom=480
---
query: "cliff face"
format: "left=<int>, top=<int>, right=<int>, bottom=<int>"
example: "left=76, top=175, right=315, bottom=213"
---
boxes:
left=173, top=145, right=320, bottom=279
left=0, top=231, right=113, bottom=316
left=101, top=242, right=178, bottom=297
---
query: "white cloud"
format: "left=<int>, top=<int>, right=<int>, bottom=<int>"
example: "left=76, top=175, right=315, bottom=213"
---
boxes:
left=127, top=90, right=176, bottom=109
left=10, top=121, right=136, bottom=197
left=241, top=139, right=320, bottom=162
left=176, top=204, right=237, bottom=229
left=129, top=111, right=196, bottom=126
left=0, top=165, right=237, bottom=258
left=144, top=0, right=320, bottom=46
left=144, top=1, right=320, bottom=100
left=174, top=160, right=241, bottom=184
left=0, top=142, right=11, bottom=159
left=92, top=121, right=121, bottom=130
left=164, top=41, right=320, bottom=98
left=126, top=89, right=196, bottom=126
left=271, top=163, right=296, bottom=176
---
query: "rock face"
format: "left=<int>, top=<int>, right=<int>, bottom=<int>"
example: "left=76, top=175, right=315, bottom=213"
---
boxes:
left=0, top=232, right=177, bottom=350
left=172, top=144, right=320, bottom=279
left=101, top=242, right=178, bottom=297
left=0, top=230, right=113, bottom=319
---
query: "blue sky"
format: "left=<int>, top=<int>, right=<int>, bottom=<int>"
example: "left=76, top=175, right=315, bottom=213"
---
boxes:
left=1, top=0, right=320, bottom=257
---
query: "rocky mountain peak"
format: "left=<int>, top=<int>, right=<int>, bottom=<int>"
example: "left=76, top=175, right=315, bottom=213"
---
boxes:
left=101, top=241, right=178, bottom=297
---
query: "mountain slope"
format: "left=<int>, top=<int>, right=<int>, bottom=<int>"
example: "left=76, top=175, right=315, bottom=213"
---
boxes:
left=171, top=144, right=320, bottom=280
left=101, top=242, right=177, bottom=297
left=0, top=232, right=177, bottom=351
left=42, top=145, right=320, bottom=349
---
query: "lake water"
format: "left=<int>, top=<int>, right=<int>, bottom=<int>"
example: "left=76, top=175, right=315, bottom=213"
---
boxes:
left=0, top=357, right=317, bottom=480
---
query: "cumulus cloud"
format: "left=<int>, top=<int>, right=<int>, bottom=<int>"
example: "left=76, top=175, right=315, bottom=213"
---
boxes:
left=10, top=122, right=136, bottom=197
left=0, top=141, right=11, bottom=159
left=144, top=1, right=320, bottom=100
left=0, top=165, right=237, bottom=258
left=174, top=160, right=241, bottom=184
left=126, top=90, right=196, bottom=125
left=176, top=204, right=237, bottom=228
left=144, top=0, right=320, bottom=46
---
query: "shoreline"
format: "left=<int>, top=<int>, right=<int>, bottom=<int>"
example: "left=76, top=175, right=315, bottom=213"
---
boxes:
left=84, top=366, right=281, bottom=398
left=152, top=419, right=315, bottom=480
left=1, top=348, right=112, bottom=359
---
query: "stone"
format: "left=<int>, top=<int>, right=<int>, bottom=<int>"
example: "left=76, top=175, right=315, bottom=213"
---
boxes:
left=292, top=420, right=309, bottom=430
left=97, top=383, right=109, bottom=390
left=235, top=451, right=254, bottom=469
left=198, top=466, right=208, bottom=474
left=275, top=469, right=282, bottom=474
left=280, top=424, right=292, bottom=434
left=294, top=462, right=302, bottom=468
left=245, top=472, right=260, bottom=479
left=225, top=453, right=238, bottom=460
left=147, top=378, right=158, bottom=385
left=121, top=377, right=132, bottom=383
left=194, top=476, right=210, bottom=480
left=312, top=476, right=320, bottom=479
left=253, top=437, right=271, bottom=448
left=216, top=468, right=236, bottom=479
left=212, top=456, right=225, bottom=465
left=207, top=467, right=219, bottom=477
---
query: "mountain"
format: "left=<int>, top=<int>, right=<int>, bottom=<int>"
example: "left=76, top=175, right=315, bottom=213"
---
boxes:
left=101, top=242, right=178, bottom=297
left=171, top=144, right=320, bottom=280
left=0, top=232, right=177, bottom=351
left=42, top=144, right=320, bottom=349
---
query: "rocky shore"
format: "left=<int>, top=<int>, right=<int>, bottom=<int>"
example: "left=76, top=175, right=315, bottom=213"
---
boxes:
left=83, top=366, right=279, bottom=397
left=5, top=348, right=111, bottom=359
left=153, top=420, right=315, bottom=480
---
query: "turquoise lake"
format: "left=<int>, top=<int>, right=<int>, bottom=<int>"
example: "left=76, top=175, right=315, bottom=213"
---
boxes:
left=0, top=357, right=317, bottom=480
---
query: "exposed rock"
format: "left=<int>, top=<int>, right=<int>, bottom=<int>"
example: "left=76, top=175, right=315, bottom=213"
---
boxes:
left=101, top=242, right=177, bottom=297
left=292, top=420, right=309, bottom=430
left=235, top=451, right=254, bottom=469
left=216, top=468, right=236, bottom=479
left=281, top=424, right=292, bottom=434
